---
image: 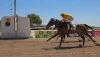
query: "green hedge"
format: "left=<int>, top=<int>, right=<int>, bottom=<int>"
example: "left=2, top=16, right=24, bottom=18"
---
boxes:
left=35, top=30, right=57, bottom=38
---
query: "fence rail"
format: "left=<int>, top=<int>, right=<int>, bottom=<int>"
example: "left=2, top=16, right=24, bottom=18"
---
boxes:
left=31, top=30, right=100, bottom=38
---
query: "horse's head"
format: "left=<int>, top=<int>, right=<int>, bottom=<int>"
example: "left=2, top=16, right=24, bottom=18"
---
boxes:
left=46, top=18, right=56, bottom=29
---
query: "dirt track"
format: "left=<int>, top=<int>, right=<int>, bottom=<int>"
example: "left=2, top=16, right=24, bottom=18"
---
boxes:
left=0, top=38, right=100, bottom=57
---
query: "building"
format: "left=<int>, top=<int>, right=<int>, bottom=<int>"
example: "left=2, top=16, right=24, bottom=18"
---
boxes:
left=1, top=16, right=30, bottom=38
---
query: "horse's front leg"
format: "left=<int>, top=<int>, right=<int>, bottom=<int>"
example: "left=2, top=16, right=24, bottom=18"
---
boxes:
left=55, top=35, right=61, bottom=41
left=59, top=35, right=65, bottom=47
left=56, top=35, right=65, bottom=43
left=46, top=33, right=58, bottom=42
left=77, top=33, right=85, bottom=47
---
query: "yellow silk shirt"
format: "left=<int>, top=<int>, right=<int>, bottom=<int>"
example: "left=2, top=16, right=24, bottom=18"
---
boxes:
left=61, top=15, right=73, bottom=22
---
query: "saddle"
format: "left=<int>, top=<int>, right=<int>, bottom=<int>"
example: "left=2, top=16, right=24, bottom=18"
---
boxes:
left=60, top=22, right=74, bottom=33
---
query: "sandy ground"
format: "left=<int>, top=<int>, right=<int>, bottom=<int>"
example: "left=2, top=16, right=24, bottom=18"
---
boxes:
left=0, top=37, right=100, bottom=57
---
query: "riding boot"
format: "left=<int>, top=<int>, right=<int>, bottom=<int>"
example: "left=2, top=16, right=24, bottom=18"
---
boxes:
left=69, top=22, right=74, bottom=33
left=61, top=22, right=67, bottom=27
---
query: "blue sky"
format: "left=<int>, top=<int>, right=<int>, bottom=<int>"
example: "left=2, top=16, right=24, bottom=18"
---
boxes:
left=0, top=0, right=100, bottom=26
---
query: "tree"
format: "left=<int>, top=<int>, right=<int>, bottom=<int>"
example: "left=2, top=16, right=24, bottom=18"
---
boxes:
left=27, top=13, right=42, bottom=27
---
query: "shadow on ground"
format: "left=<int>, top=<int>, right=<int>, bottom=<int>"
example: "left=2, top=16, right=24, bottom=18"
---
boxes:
left=42, top=45, right=82, bottom=50
left=54, top=45, right=82, bottom=50
left=0, top=38, right=29, bottom=40
left=42, top=45, right=95, bottom=51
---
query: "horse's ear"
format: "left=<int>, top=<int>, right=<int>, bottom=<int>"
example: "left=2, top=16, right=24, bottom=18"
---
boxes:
left=51, top=18, right=55, bottom=20
left=56, top=19, right=59, bottom=21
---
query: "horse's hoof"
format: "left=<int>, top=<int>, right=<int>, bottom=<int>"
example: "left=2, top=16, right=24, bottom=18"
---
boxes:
left=79, top=44, right=83, bottom=48
left=59, top=46, right=61, bottom=48
left=78, top=39, right=82, bottom=42
left=95, top=44, right=100, bottom=46
left=58, top=46, right=61, bottom=48
left=94, top=42, right=100, bottom=46
left=46, top=40, right=49, bottom=42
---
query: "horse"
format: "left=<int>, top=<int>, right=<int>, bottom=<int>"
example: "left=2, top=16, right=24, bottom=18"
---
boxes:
left=46, top=18, right=97, bottom=47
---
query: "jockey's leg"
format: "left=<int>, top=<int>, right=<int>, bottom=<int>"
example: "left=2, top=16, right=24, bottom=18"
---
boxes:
left=66, top=22, right=71, bottom=33
left=69, top=22, right=74, bottom=30
left=68, top=22, right=74, bottom=34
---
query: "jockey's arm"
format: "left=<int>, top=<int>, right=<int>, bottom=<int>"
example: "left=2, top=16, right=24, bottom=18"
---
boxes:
left=66, top=16, right=74, bottom=22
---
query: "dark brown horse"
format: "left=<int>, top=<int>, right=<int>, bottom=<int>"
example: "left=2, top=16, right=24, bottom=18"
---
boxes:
left=46, top=18, right=97, bottom=47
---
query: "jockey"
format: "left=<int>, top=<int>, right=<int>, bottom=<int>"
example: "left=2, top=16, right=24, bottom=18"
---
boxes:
left=60, top=13, right=74, bottom=31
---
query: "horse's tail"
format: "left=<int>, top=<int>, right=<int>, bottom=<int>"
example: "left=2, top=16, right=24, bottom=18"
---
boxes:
left=84, top=24, right=94, bottom=36
left=84, top=24, right=93, bottom=30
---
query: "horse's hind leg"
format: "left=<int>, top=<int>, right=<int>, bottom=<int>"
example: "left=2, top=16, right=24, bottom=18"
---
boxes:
left=79, top=34, right=85, bottom=47
left=86, top=34, right=96, bottom=42
left=86, top=33, right=97, bottom=45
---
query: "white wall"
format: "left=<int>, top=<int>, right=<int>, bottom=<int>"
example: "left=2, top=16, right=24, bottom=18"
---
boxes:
left=1, top=16, right=30, bottom=38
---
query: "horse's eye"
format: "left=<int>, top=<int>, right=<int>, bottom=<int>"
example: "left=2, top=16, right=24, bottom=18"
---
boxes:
left=51, top=21, right=55, bottom=23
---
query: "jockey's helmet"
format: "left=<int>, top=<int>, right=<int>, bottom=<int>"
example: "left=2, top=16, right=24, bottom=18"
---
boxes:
left=61, top=13, right=72, bottom=17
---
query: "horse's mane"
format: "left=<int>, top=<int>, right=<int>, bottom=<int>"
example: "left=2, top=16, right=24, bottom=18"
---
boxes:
left=52, top=19, right=60, bottom=22
left=53, top=19, right=61, bottom=29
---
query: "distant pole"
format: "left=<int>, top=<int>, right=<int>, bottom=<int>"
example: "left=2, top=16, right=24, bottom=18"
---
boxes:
left=14, top=0, right=16, bottom=17
left=14, top=0, right=18, bottom=37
